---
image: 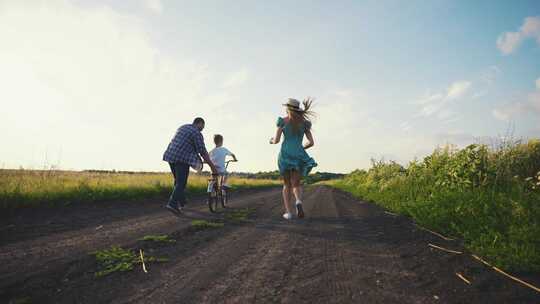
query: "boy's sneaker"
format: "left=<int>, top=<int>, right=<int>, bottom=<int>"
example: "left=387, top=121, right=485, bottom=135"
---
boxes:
left=282, top=212, right=293, bottom=220
left=165, top=204, right=181, bottom=217
left=295, top=201, right=305, bottom=218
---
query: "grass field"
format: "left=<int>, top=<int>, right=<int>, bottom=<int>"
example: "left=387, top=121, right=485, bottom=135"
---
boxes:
left=0, top=169, right=279, bottom=209
left=331, top=139, right=540, bottom=272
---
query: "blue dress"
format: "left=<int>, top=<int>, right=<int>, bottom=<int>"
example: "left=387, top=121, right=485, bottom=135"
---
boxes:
left=277, top=117, right=318, bottom=176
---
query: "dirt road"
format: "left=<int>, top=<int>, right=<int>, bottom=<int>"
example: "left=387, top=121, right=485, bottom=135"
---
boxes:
left=1, top=186, right=538, bottom=303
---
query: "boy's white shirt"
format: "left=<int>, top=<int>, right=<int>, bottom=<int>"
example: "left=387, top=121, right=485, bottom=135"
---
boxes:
left=209, top=146, right=233, bottom=173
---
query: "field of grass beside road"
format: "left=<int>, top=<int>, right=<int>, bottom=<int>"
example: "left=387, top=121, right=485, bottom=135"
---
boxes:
left=0, top=169, right=280, bottom=209
left=330, top=139, right=540, bottom=272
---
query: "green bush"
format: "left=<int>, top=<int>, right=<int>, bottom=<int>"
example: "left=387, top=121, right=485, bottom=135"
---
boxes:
left=334, top=139, right=540, bottom=272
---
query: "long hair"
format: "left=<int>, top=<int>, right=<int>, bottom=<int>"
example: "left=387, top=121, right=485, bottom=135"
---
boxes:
left=287, top=97, right=316, bottom=134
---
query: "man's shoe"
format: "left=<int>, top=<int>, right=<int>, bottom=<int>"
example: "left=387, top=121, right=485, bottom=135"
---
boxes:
left=296, top=202, right=305, bottom=219
left=165, top=204, right=181, bottom=217
left=282, top=212, right=293, bottom=220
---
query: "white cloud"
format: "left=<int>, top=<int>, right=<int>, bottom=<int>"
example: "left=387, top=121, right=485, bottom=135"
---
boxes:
left=311, top=88, right=471, bottom=171
left=142, top=0, right=163, bottom=14
left=471, top=91, right=487, bottom=99
left=497, top=16, right=540, bottom=54
left=497, top=32, right=523, bottom=54
left=415, top=92, right=443, bottom=105
left=222, top=68, right=250, bottom=88
left=0, top=1, right=243, bottom=171
left=480, top=66, right=502, bottom=85
left=522, top=16, right=540, bottom=37
left=446, top=81, right=472, bottom=100
left=414, top=81, right=471, bottom=122
left=492, top=103, right=529, bottom=122
left=529, top=90, right=540, bottom=114
left=493, top=78, right=540, bottom=121
left=400, top=121, right=412, bottom=132
left=436, top=109, right=461, bottom=123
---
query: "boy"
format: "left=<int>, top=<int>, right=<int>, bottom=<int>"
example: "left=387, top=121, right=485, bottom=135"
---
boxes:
left=209, top=134, right=237, bottom=189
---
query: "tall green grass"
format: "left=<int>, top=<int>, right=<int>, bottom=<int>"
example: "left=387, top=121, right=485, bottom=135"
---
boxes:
left=0, top=170, right=279, bottom=209
left=333, top=139, right=540, bottom=272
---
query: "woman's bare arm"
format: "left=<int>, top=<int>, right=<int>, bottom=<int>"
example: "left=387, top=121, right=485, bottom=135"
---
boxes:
left=303, top=129, right=315, bottom=149
left=270, top=127, right=283, bottom=144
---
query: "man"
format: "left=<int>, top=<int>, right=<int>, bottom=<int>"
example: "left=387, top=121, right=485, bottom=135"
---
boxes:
left=163, top=117, right=218, bottom=216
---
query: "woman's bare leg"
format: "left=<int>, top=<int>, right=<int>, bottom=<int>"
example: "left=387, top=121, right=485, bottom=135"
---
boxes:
left=291, top=170, right=305, bottom=218
left=291, top=170, right=303, bottom=202
left=282, top=171, right=293, bottom=214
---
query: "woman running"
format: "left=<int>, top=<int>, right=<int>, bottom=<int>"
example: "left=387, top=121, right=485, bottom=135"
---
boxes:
left=270, top=98, right=317, bottom=220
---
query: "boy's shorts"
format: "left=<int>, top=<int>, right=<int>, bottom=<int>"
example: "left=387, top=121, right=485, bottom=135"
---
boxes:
left=207, top=172, right=228, bottom=192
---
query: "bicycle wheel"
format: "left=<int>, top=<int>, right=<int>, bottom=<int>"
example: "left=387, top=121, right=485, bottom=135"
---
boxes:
left=221, top=189, right=227, bottom=208
left=207, top=192, right=218, bottom=213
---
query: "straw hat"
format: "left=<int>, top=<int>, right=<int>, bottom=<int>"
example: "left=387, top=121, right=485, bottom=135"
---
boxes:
left=283, top=98, right=302, bottom=111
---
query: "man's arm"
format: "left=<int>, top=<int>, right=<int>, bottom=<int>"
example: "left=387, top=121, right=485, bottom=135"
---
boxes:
left=194, top=131, right=218, bottom=174
left=201, top=152, right=218, bottom=174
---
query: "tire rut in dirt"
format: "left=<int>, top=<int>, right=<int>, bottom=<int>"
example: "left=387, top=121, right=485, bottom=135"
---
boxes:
left=191, top=189, right=320, bottom=304
left=114, top=189, right=292, bottom=304
left=0, top=188, right=281, bottom=303
left=272, top=186, right=368, bottom=303
left=115, top=188, right=322, bottom=304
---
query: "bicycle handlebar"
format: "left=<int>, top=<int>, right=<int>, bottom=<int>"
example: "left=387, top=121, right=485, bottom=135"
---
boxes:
left=202, top=159, right=238, bottom=171
left=202, top=159, right=238, bottom=165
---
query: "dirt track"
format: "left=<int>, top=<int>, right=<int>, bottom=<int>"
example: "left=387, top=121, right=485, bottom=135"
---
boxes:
left=1, top=186, right=538, bottom=303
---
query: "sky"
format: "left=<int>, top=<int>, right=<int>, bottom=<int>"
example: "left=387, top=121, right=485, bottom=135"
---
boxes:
left=1, top=0, right=539, bottom=173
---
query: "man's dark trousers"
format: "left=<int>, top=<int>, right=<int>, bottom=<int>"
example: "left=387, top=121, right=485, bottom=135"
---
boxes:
left=167, top=162, right=190, bottom=208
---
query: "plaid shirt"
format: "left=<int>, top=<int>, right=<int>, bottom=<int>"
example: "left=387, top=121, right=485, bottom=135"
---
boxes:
left=163, top=124, right=207, bottom=168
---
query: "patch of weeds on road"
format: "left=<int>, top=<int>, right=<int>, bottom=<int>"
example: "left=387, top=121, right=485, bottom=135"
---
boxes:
left=139, top=234, right=176, bottom=243
left=191, top=220, right=224, bottom=230
left=225, top=207, right=255, bottom=223
left=92, top=246, right=168, bottom=278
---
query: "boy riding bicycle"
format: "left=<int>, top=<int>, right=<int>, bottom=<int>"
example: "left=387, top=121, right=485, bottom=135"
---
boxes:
left=209, top=134, right=237, bottom=190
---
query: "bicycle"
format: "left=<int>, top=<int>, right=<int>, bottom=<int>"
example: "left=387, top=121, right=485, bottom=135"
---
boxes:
left=207, top=159, right=237, bottom=213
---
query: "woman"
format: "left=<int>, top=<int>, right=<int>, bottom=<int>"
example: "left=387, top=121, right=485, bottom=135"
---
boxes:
left=270, top=98, right=317, bottom=220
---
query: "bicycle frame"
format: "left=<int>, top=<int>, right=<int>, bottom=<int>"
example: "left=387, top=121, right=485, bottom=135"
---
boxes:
left=206, top=159, right=237, bottom=212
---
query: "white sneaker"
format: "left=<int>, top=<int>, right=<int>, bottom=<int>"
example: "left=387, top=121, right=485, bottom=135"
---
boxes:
left=282, top=212, right=293, bottom=220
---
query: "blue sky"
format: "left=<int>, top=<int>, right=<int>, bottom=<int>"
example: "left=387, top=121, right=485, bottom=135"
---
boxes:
left=0, top=0, right=539, bottom=173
